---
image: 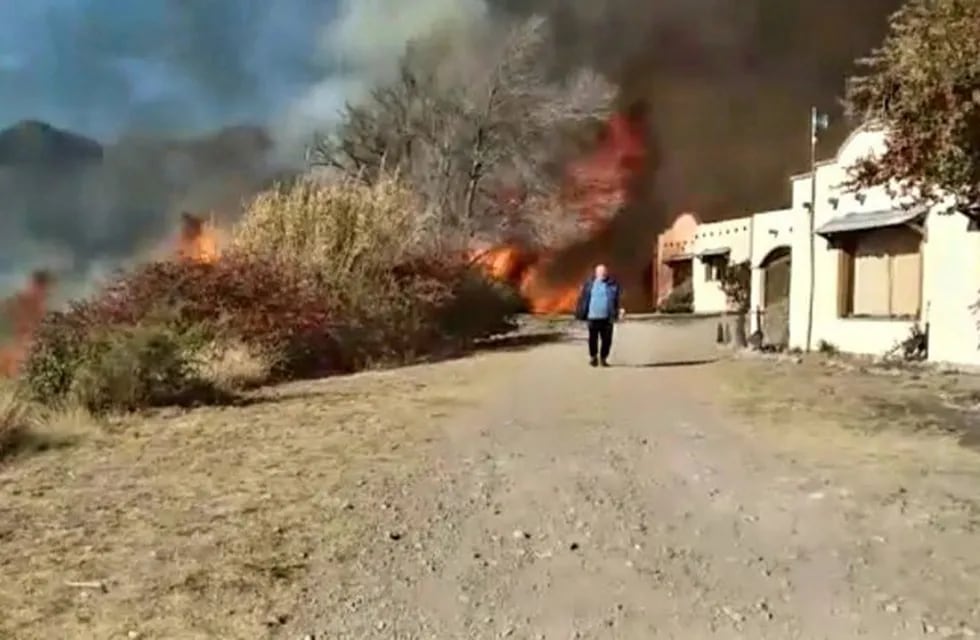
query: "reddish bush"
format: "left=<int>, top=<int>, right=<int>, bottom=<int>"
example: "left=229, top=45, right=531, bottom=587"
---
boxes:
left=51, top=253, right=349, bottom=379
left=23, top=249, right=518, bottom=409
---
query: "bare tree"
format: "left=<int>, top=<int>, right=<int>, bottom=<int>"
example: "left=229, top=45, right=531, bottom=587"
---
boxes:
left=310, top=14, right=616, bottom=251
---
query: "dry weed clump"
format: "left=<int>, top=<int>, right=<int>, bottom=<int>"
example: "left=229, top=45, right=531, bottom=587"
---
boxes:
left=232, top=174, right=519, bottom=366
left=20, top=173, right=518, bottom=415
left=0, top=383, right=33, bottom=459
left=0, top=381, right=99, bottom=461
left=233, top=174, right=421, bottom=277
left=193, top=338, right=273, bottom=392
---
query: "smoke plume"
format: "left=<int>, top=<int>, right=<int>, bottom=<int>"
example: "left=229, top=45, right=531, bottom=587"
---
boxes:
left=0, top=0, right=904, bottom=299
left=497, top=0, right=906, bottom=212
left=480, top=0, right=904, bottom=287
left=0, top=0, right=489, bottom=298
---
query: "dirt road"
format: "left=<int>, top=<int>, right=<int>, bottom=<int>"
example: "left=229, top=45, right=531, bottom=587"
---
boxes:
left=287, top=318, right=980, bottom=639
left=5, top=318, right=980, bottom=639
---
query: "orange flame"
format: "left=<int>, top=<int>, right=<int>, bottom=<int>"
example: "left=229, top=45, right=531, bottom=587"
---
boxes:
left=519, top=266, right=581, bottom=314
left=477, top=111, right=647, bottom=313
left=177, top=212, right=220, bottom=263
left=0, top=214, right=223, bottom=377
left=471, top=246, right=526, bottom=282
left=0, top=270, right=53, bottom=376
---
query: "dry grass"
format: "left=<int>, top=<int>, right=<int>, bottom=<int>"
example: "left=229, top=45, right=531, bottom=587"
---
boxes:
left=1, top=381, right=99, bottom=463
left=0, top=350, right=514, bottom=639
left=233, top=174, right=424, bottom=276
left=713, top=353, right=980, bottom=462
left=0, top=381, right=32, bottom=458
left=193, top=339, right=273, bottom=392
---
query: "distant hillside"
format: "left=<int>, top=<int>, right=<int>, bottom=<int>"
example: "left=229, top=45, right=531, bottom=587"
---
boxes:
left=0, top=120, right=103, bottom=166
left=0, top=119, right=293, bottom=293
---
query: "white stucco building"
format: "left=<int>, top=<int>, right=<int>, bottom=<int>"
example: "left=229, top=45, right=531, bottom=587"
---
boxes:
left=922, top=200, right=980, bottom=366
left=691, top=218, right=751, bottom=314
left=784, top=125, right=980, bottom=365
left=678, top=122, right=980, bottom=366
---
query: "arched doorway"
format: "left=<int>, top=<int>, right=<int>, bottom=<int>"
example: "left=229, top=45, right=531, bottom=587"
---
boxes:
left=759, top=246, right=791, bottom=347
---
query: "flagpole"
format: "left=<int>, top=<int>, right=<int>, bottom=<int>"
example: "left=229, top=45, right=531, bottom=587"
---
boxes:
left=804, top=107, right=826, bottom=352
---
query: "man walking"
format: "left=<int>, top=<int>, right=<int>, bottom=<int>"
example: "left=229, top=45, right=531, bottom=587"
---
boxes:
left=574, top=264, right=623, bottom=367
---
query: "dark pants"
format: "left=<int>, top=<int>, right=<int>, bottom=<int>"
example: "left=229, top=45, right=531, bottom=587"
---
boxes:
left=587, top=319, right=614, bottom=361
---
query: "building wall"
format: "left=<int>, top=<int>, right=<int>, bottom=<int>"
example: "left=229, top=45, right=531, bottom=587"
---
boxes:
left=787, top=128, right=919, bottom=356
left=691, top=217, right=751, bottom=314
left=645, top=122, right=980, bottom=364
left=654, top=212, right=699, bottom=304
left=923, top=204, right=980, bottom=366
left=653, top=124, right=980, bottom=364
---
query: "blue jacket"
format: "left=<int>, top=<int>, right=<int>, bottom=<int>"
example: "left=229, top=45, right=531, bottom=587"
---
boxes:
left=574, top=277, right=621, bottom=321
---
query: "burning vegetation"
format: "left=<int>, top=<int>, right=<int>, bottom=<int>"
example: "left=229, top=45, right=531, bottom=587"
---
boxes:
left=0, top=271, right=53, bottom=377
left=311, top=16, right=655, bottom=313
left=1, top=15, right=644, bottom=391
left=176, top=212, right=221, bottom=264
left=472, top=109, right=647, bottom=313
left=1, top=12, right=651, bottom=410
left=0, top=212, right=220, bottom=378
left=11, top=171, right=520, bottom=413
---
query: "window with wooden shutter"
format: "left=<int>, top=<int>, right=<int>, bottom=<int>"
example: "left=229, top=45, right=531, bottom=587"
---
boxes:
left=837, top=226, right=921, bottom=319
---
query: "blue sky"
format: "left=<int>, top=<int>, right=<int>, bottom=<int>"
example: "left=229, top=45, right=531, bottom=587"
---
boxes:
left=0, top=0, right=338, bottom=139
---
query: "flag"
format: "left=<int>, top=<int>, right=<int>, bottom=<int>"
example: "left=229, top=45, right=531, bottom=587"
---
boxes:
left=811, top=109, right=829, bottom=143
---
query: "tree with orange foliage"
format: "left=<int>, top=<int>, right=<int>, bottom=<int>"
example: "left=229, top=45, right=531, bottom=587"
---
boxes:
left=844, top=0, right=980, bottom=210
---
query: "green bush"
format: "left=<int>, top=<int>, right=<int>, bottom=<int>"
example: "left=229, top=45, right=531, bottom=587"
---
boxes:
left=24, top=313, right=224, bottom=414
left=328, top=263, right=519, bottom=368
left=22, top=255, right=517, bottom=412
left=23, top=312, right=89, bottom=406
left=67, top=323, right=218, bottom=414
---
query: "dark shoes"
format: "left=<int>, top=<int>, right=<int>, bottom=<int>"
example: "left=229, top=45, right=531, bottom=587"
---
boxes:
left=600, top=359, right=610, bottom=367
left=589, top=358, right=610, bottom=367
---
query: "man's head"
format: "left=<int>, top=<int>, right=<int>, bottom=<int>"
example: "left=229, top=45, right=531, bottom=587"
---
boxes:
left=594, top=264, right=608, bottom=281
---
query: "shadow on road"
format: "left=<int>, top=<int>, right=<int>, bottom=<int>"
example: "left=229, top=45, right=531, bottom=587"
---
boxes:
left=475, top=331, right=568, bottom=352
left=618, top=358, right=718, bottom=368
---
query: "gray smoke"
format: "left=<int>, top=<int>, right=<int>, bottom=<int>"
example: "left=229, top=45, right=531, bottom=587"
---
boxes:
left=0, top=0, right=491, bottom=298
left=460, top=0, right=901, bottom=290
left=494, top=0, right=904, bottom=218
left=0, top=0, right=904, bottom=300
left=476, top=0, right=904, bottom=291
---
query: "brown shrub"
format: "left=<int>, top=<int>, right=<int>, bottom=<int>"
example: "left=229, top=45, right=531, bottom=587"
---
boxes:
left=193, top=339, right=273, bottom=392
left=233, top=174, right=422, bottom=278
left=0, top=384, right=32, bottom=459
left=24, top=255, right=346, bottom=408
left=65, top=323, right=226, bottom=414
left=22, top=174, right=518, bottom=412
left=659, top=278, right=693, bottom=314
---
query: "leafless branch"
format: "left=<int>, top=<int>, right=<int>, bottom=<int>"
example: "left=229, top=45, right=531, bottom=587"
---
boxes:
left=309, top=14, right=617, bottom=250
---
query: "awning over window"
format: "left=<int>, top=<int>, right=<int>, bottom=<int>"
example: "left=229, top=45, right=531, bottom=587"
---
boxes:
left=663, top=253, right=693, bottom=263
left=697, top=247, right=730, bottom=260
left=815, top=206, right=927, bottom=237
